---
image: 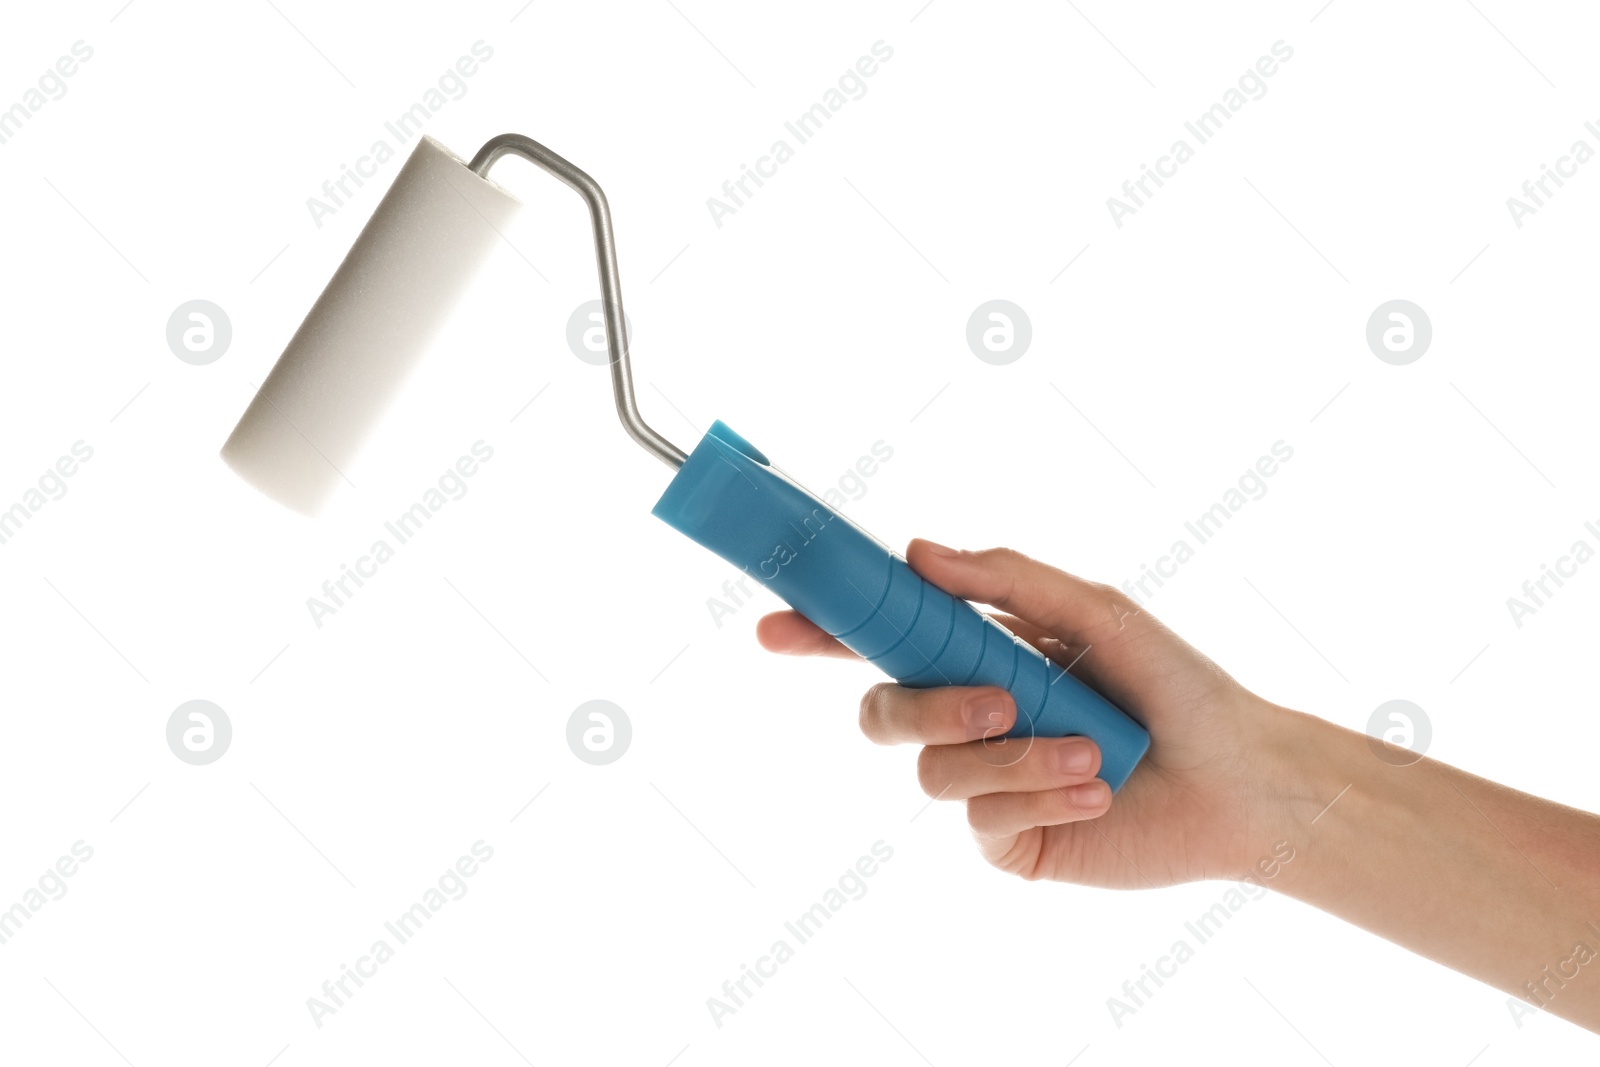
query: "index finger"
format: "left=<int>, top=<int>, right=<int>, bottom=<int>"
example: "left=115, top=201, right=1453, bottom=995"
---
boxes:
left=755, top=610, right=857, bottom=659
left=757, top=608, right=1065, bottom=663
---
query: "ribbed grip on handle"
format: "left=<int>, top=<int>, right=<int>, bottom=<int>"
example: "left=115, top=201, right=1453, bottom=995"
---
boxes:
left=652, top=422, right=1150, bottom=791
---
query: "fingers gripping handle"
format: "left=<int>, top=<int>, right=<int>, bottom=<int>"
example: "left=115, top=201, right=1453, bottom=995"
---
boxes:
left=652, top=422, right=1151, bottom=791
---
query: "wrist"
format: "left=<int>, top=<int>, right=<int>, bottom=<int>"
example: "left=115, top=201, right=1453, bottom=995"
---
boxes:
left=1235, top=702, right=1361, bottom=890
left=1259, top=704, right=1356, bottom=818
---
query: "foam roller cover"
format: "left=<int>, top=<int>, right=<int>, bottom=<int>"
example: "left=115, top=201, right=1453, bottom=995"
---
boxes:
left=221, top=136, right=521, bottom=515
left=653, top=421, right=1152, bottom=791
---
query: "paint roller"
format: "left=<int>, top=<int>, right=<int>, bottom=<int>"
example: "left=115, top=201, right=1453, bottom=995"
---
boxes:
left=222, top=133, right=1151, bottom=789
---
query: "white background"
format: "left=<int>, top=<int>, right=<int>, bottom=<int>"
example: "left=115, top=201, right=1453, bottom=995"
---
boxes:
left=2, top=1, right=1598, bottom=1063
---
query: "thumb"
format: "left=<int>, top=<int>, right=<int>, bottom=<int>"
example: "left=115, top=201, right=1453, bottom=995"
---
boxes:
left=905, top=539, right=1136, bottom=646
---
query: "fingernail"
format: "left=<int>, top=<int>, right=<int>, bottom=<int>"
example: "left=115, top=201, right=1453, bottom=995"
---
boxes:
left=1057, top=741, right=1095, bottom=776
left=921, top=539, right=960, bottom=558
left=1065, top=781, right=1110, bottom=809
left=966, top=696, right=1011, bottom=738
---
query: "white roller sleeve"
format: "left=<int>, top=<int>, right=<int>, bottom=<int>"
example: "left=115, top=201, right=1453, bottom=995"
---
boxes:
left=221, top=136, right=521, bottom=515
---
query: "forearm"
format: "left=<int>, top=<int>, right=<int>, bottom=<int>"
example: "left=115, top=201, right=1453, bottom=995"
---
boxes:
left=1261, top=707, right=1600, bottom=1032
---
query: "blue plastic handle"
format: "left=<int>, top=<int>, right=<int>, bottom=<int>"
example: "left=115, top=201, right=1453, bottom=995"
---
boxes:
left=652, top=421, right=1150, bottom=791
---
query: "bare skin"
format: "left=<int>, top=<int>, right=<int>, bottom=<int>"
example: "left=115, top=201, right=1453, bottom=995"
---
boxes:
left=756, top=539, right=1600, bottom=1033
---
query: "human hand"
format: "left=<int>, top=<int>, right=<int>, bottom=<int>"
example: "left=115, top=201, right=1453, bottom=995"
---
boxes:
left=756, top=539, right=1299, bottom=889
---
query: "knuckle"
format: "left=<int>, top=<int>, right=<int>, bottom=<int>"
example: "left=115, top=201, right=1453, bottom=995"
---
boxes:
left=972, top=545, right=1022, bottom=573
left=990, top=547, right=1029, bottom=586
left=1024, top=790, right=1060, bottom=830
left=1103, top=584, right=1141, bottom=617
left=965, top=548, right=1031, bottom=612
